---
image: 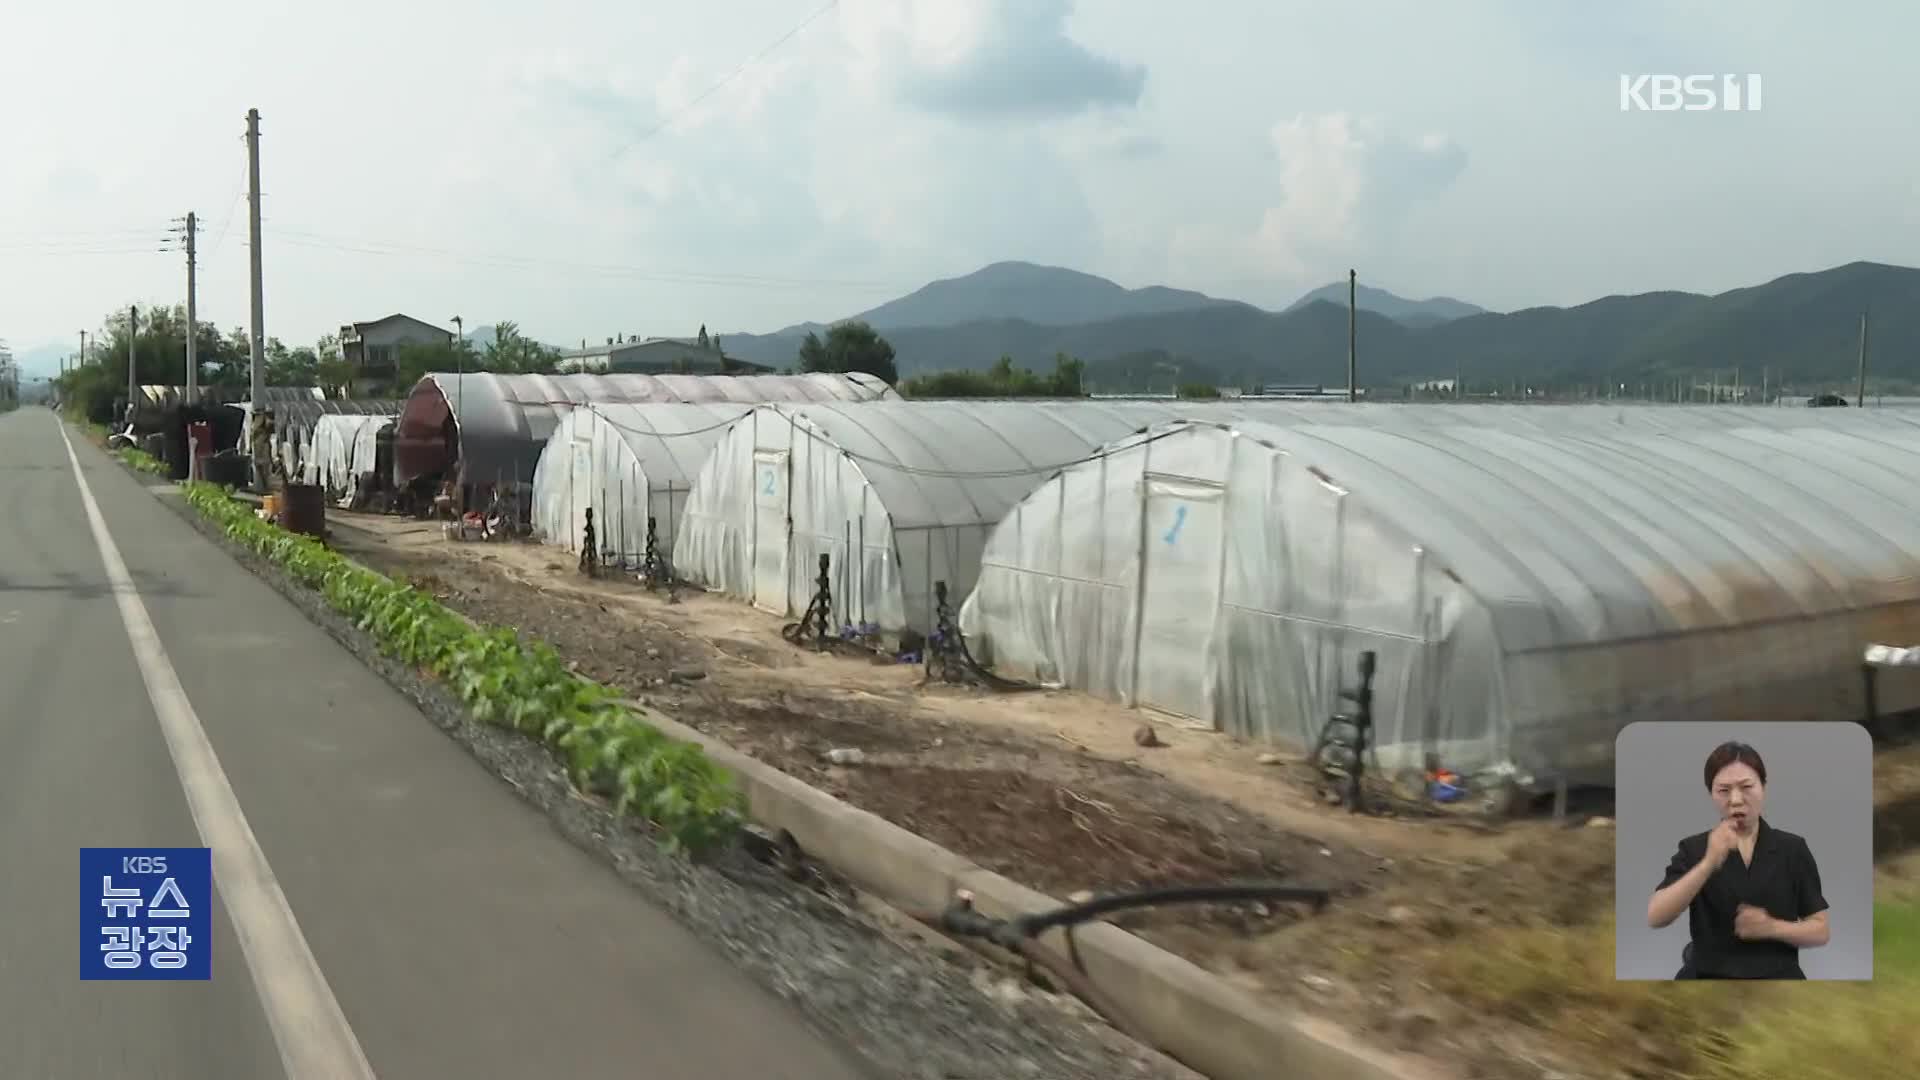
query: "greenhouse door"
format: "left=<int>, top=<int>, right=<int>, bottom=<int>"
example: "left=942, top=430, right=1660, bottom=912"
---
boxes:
left=1132, top=478, right=1225, bottom=723
left=569, top=435, right=594, bottom=554
left=751, top=451, right=790, bottom=615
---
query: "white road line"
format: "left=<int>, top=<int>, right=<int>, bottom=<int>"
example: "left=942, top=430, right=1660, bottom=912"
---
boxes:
left=59, top=421, right=377, bottom=1080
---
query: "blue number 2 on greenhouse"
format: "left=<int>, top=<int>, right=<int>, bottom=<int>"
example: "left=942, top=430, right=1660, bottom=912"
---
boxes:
left=80, top=847, right=212, bottom=980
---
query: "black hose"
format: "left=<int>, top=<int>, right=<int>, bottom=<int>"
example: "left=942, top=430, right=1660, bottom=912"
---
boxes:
left=920, top=882, right=1332, bottom=951
left=926, top=578, right=1041, bottom=692
left=1015, top=883, right=1332, bottom=939
left=951, top=619, right=1043, bottom=692
left=910, top=882, right=1334, bottom=1055
left=1008, top=937, right=1152, bottom=1047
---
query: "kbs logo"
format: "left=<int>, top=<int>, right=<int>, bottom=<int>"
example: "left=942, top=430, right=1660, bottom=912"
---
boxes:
left=1619, top=74, right=1763, bottom=112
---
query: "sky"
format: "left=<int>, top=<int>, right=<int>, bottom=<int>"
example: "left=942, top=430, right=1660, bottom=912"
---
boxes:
left=2, top=0, right=1916, bottom=369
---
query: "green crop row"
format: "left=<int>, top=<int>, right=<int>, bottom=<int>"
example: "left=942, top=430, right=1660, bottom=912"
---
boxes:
left=117, top=447, right=169, bottom=475
left=180, top=481, right=745, bottom=855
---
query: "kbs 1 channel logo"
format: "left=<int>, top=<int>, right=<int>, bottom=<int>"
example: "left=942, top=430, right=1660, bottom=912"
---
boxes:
left=80, top=848, right=213, bottom=981
left=1620, top=74, right=1763, bottom=112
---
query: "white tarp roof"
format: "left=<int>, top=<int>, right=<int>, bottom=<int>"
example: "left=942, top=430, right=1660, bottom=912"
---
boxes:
left=960, top=415, right=1920, bottom=790
left=530, top=402, right=754, bottom=564
left=673, top=398, right=1270, bottom=633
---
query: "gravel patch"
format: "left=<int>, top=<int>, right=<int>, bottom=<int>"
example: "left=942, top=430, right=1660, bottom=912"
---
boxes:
left=150, top=483, right=1200, bottom=1080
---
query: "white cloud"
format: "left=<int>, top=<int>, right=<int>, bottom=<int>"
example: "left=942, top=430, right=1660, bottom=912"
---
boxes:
left=839, top=0, right=1145, bottom=118
left=1056, top=115, right=1164, bottom=161
left=0, top=0, right=1912, bottom=346
left=1171, top=113, right=1467, bottom=284
left=513, top=6, right=1110, bottom=300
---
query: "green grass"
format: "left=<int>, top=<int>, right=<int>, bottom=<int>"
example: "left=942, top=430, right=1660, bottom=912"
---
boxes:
left=1692, top=899, right=1918, bottom=1080
left=64, top=410, right=108, bottom=440
left=1876, top=897, right=1920, bottom=970
left=116, top=447, right=168, bottom=476
left=1354, top=887, right=1919, bottom=1080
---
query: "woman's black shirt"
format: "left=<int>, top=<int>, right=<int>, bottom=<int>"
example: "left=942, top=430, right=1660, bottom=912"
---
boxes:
left=1660, top=816, right=1826, bottom=979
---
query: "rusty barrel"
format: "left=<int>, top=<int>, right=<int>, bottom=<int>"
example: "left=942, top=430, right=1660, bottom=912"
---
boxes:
left=280, top=483, right=326, bottom=539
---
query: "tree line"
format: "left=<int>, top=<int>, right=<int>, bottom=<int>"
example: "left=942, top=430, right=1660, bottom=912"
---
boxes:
left=388, top=321, right=559, bottom=387
left=51, top=305, right=559, bottom=422
left=50, top=302, right=1168, bottom=423
left=793, top=320, right=1093, bottom=398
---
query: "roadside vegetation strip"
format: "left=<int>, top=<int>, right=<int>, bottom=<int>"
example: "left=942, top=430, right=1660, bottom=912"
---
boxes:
left=179, top=481, right=746, bottom=855
left=1332, top=874, right=1918, bottom=1080
left=1695, top=896, right=1918, bottom=1080
left=63, top=409, right=109, bottom=440
left=116, top=446, right=169, bottom=475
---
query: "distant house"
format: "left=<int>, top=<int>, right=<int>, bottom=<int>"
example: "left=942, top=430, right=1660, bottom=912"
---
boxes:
left=556, top=335, right=770, bottom=375
left=338, top=315, right=454, bottom=381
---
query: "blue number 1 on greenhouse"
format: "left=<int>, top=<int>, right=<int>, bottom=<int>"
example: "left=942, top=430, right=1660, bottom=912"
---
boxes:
left=79, top=847, right=212, bottom=980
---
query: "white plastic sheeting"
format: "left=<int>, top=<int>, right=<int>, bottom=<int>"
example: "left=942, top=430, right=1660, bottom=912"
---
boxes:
left=530, top=403, right=752, bottom=568
left=231, top=397, right=401, bottom=482
left=302, top=413, right=395, bottom=501
left=227, top=388, right=329, bottom=450
left=1384, top=402, right=1920, bottom=434
left=1172, top=401, right=1920, bottom=435
left=673, top=399, right=1262, bottom=634
left=959, top=417, right=1920, bottom=790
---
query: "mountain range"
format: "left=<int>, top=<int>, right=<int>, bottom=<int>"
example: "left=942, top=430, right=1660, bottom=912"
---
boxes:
left=8, top=343, right=71, bottom=381
left=1281, top=281, right=1484, bottom=328
left=18, top=260, right=1914, bottom=392
left=720, top=259, right=1920, bottom=392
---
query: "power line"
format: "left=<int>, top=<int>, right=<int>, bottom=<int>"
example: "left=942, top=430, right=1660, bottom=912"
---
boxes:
left=0, top=230, right=170, bottom=252
left=0, top=225, right=164, bottom=242
left=0, top=241, right=167, bottom=256
left=267, top=225, right=900, bottom=291
left=205, top=187, right=248, bottom=260
left=0, top=217, right=910, bottom=295
left=604, top=0, right=840, bottom=163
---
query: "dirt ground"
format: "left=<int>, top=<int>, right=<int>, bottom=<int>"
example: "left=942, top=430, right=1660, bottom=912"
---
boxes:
left=320, top=510, right=1920, bottom=1080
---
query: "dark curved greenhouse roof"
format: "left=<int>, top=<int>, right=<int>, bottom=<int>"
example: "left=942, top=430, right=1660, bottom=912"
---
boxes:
left=270, top=398, right=406, bottom=432
left=392, top=371, right=899, bottom=487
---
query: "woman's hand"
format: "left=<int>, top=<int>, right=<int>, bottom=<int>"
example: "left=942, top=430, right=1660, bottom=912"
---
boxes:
left=1734, top=903, right=1776, bottom=940
left=1704, top=820, right=1740, bottom=870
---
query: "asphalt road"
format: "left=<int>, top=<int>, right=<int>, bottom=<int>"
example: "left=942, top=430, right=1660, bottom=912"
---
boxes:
left=0, top=406, right=868, bottom=1079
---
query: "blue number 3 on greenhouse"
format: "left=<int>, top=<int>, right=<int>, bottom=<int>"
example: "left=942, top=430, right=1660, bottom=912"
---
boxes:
left=80, top=847, right=212, bottom=980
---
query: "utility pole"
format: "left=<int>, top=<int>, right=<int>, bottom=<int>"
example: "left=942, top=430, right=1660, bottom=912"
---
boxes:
left=80, top=329, right=88, bottom=368
left=178, top=212, right=200, bottom=403
left=187, top=211, right=200, bottom=403
left=1347, top=268, right=1357, bottom=403
left=127, top=305, right=138, bottom=422
left=167, top=214, right=201, bottom=399
left=246, top=107, right=266, bottom=406
left=1855, top=309, right=1870, bottom=408
left=450, top=315, right=465, bottom=419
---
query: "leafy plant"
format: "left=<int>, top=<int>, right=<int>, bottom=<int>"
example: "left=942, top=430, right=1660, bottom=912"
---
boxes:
left=116, top=447, right=169, bottom=475
left=180, top=481, right=745, bottom=855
